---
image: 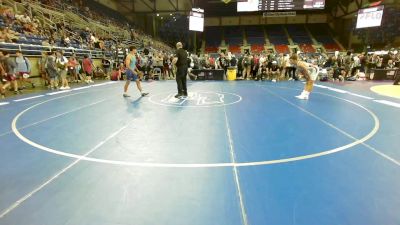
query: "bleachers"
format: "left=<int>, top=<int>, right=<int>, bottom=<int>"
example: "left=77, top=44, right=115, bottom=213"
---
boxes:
left=275, top=45, right=290, bottom=54
left=251, top=45, right=264, bottom=53
left=229, top=45, right=241, bottom=54
left=266, top=25, right=289, bottom=46
left=205, top=46, right=219, bottom=53
left=299, top=44, right=315, bottom=53
left=246, top=26, right=264, bottom=38
left=224, top=26, right=243, bottom=46
left=202, top=24, right=344, bottom=54
left=323, top=43, right=342, bottom=52
left=0, top=42, right=112, bottom=58
left=205, top=26, right=222, bottom=51
left=246, top=26, right=265, bottom=54
left=308, top=24, right=342, bottom=52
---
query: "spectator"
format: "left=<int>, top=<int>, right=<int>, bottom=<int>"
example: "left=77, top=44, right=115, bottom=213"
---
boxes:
left=3, top=26, right=19, bottom=42
left=82, top=54, right=94, bottom=84
left=46, top=51, right=59, bottom=89
left=1, top=50, right=19, bottom=94
left=67, top=55, right=79, bottom=82
left=38, top=51, right=50, bottom=87
left=101, top=56, right=111, bottom=78
left=55, top=51, right=69, bottom=89
left=242, top=54, right=252, bottom=80
left=15, top=50, right=35, bottom=89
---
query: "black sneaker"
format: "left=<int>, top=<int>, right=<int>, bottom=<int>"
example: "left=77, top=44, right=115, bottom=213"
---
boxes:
left=175, top=94, right=182, bottom=98
left=141, top=92, right=149, bottom=97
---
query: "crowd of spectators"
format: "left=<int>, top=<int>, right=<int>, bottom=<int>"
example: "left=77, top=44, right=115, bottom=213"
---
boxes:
left=185, top=49, right=400, bottom=82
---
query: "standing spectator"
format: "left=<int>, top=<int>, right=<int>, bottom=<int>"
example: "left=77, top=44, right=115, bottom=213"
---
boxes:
left=242, top=54, right=252, bottom=80
left=277, top=53, right=286, bottom=78
left=163, top=53, right=171, bottom=79
left=2, top=50, right=19, bottom=94
left=0, top=51, right=7, bottom=98
left=82, top=54, right=94, bottom=84
left=237, top=54, right=243, bottom=78
left=344, top=51, right=353, bottom=77
left=252, top=54, right=260, bottom=79
left=67, top=55, right=79, bottom=83
left=101, top=56, right=111, bottom=79
left=38, top=51, right=50, bottom=87
left=285, top=54, right=296, bottom=81
left=15, top=50, right=35, bottom=89
left=46, top=51, right=59, bottom=89
left=56, top=51, right=70, bottom=89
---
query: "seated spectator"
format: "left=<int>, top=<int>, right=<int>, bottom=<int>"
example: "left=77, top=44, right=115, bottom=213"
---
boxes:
left=62, top=35, right=71, bottom=47
left=3, top=26, right=19, bottom=42
left=386, top=60, right=397, bottom=69
left=15, top=13, right=31, bottom=24
left=0, top=27, right=8, bottom=42
left=1, top=7, right=15, bottom=25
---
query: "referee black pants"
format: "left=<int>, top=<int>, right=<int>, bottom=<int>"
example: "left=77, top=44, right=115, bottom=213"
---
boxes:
left=176, top=66, right=188, bottom=95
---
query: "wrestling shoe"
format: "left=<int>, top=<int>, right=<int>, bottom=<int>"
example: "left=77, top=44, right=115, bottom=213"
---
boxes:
left=295, top=94, right=309, bottom=100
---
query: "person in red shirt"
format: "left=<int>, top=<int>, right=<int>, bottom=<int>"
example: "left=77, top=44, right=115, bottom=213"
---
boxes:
left=82, top=54, right=94, bottom=84
left=209, top=57, right=215, bottom=69
left=252, top=54, right=260, bottom=79
left=67, top=55, right=79, bottom=83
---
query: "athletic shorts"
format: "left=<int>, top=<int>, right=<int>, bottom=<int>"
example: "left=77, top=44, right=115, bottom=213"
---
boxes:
left=126, top=69, right=138, bottom=81
left=308, top=67, right=319, bottom=81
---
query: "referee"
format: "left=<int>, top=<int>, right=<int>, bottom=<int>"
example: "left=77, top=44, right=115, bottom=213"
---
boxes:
left=173, top=42, right=188, bottom=98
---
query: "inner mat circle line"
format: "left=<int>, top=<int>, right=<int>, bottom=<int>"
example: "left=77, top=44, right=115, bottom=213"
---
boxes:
left=148, top=91, right=242, bottom=108
left=12, top=89, right=379, bottom=168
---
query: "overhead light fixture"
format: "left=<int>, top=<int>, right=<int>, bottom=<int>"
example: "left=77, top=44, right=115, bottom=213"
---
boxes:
left=221, top=0, right=231, bottom=3
left=157, top=13, right=159, bottom=16
left=170, top=13, right=172, bottom=16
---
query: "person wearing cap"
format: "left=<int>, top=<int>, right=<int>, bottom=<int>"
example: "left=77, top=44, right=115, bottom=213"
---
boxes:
left=172, top=42, right=188, bottom=98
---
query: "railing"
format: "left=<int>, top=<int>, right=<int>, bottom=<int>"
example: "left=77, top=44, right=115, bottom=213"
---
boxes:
left=0, top=42, right=113, bottom=58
